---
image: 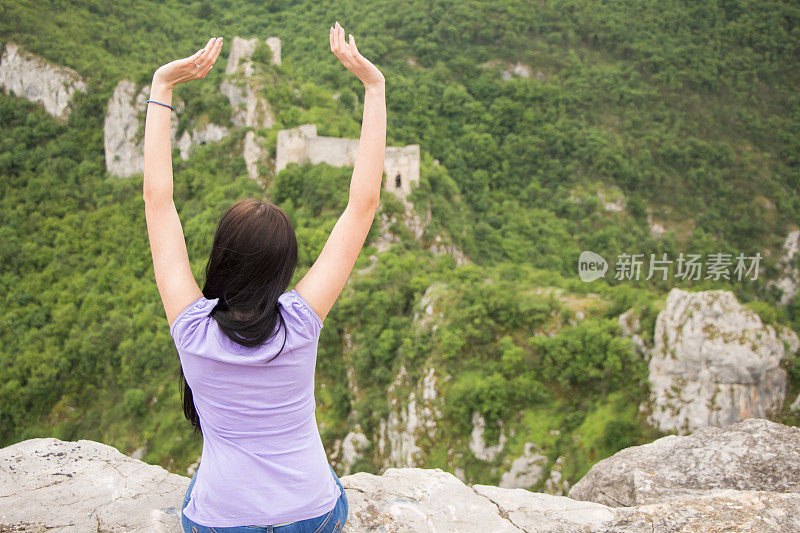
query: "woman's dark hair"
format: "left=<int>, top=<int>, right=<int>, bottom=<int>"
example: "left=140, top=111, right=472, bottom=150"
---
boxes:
left=179, top=198, right=298, bottom=435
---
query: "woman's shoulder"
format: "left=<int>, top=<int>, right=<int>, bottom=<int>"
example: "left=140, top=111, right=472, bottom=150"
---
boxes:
left=279, top=289, right=324, bottom=339
left=170, top=295, right=220, bottom=349
left=169, top=290, right=322, bottom=358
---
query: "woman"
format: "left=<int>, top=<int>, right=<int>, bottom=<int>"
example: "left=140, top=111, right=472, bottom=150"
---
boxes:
left=142, top=22, right=385, bottom=532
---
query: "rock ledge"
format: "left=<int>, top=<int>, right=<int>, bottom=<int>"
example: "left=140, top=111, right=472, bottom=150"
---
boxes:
left=2, top=418, right=799, bottom=531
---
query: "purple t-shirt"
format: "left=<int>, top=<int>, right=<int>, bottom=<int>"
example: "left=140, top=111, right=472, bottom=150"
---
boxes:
left=171, top=289, right=341, bottom=527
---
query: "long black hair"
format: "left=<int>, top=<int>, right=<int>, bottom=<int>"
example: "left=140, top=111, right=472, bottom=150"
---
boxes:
left=179, top=198, right=299, bottom=435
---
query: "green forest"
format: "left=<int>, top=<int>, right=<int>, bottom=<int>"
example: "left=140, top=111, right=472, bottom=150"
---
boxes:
left=1, top=0, right=799, bottom=490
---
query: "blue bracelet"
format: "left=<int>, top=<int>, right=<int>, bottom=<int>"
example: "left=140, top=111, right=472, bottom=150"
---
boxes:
left=146, top=99, right=174, bottom=110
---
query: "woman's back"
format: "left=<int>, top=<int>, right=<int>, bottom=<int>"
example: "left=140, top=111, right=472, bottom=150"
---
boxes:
left=142, top=23, right=384, bottom=531
left=172, top=289, right=341, bottom=527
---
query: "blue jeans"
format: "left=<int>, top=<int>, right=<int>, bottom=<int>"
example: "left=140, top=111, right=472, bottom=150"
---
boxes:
left=181, top=464, right=348, bottom=533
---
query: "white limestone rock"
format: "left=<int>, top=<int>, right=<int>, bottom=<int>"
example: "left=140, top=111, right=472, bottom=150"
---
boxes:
left=341, top=327, right=360, bottom=397
left=3, top=429, right=800, bottom=532
left=371, top=212, right=401, bottom=253
left=0, top=437, right=187, bottom=531
left=469, top=411, right=507, bottom=462
left=220, top=36, right=279, bottom=129
left=647, top=213, right=666, bottom=239
left=225, top=36, right=258, bottom=76
left=499, top=442, right=547, bottom=490
left=242, top=130, right=267, bottom=180
left=499, top=62, right=532, bottom=80
left=769, top=229, right=800, bottom=305
left=104, top=80, right=149, bottom=178
left=129, top=446, right=147, bottom=461
left=474, top=484, right=615, bottom=532
left=265, top=37, right=282, bottom=66
left=105, top=79, right=228, bottom=177
left=543, top=456, right=571, bottom=496
left=602, top=489, right=800, bottom=532
left=644, top=288, right=797, bottom=434
left=412, top=282, right=447, bottom=332
left=336, top=425, right=370, bottom=476
left=342, top=467, right=523, bottom=532
left=225, top=36, right=281, bottom=76
left=104, top=80, right=180, bottom=178
left=568, top=418, right=800, bottom=507
left=617, top=308, right=648, bottom=356
left=378, top=365, right=443, bottom=468
left=220, top=79, right=274, bottom=129
left=791, top=393, right=800, bottom=413
left=597, top=190, right=625, bottom=213
left=0, top=43, right=86, bottom=120
left=186, top=456, right=200, bottom=477
left=177, top=123, right=229, bottom=160
left=428, top=236, right=470, bottom=265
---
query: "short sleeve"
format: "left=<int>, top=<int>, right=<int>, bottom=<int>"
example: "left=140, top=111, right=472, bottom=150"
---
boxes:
left=280, top=289, right=324, bottom=339
left=170, top=295, right=220, bottom=349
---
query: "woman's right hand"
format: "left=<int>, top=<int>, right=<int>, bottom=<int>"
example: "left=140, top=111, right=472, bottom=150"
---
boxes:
left=330, top=21, right=385, bottom=91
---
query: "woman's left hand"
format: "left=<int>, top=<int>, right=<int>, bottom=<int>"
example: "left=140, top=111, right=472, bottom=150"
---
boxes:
left=153, top=37, right=224, bottom=89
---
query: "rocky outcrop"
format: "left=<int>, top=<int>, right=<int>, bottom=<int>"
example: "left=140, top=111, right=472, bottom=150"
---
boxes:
left=618, top=308, right=648, bottom=356
left=543, top=456, right=570, bottom=496
left=647, top=213, right=666, bottom=238
left=640, top=288, right=798, bottom=434
left=377, top=365, right=444, bottom=468
left=596, top=490, right=800, bottom=532
left=0, top=43, right=86, bottom=120
left=219, top=79, right=274, bottom=129
left=347, top=465, right=800, bottom=532
left=769, top=229, right=800, bottom=305
left=480, top=60, right=545, bottom=82
left=469, top=411, right=507, bottom=461
left=428, top=233, right=470, bottom=264
left=104, top=80, right=182, bottom=178
left=177, top=123, right=229, bottom=160
left=104, top=80, right=150, bottom=177
left=331, top=424, right=370, bottom=476
left=225, top=36, right=281, bottom=76
left=412, top=282, right=447, bottom=331
left=103, top=36, right=281, bottom=178
left=344, top=468, right=523, bottom=532
left=568, top=418, right=800, bottom=506
left=597, top=190, right=625, bottom=212
left=242, top=130, right=268, bottom=180
left=499, top=442, right=547, bottom=489
left=0, top=437, right=188, bottom=531
left=792, top=393, right=800, bottom=413
left=371, top=200, right=468, bottom=264
left=4, top=420, right=800, bottom=531
left=104, top=79, right=233, bottom=177
left=219, top=36, right=278, bottom=129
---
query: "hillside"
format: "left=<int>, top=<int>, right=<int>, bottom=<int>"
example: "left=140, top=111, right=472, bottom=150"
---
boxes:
left=1, top=0, right=799, bottom=494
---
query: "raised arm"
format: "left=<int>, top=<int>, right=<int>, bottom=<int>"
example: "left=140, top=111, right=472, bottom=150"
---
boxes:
left=143, top=37, right=223, bottom=326
left=294, top=22, right=386, bottom=322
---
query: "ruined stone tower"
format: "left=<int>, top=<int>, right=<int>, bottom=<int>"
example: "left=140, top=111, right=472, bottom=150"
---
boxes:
left=275, top=124, right=421, bottom=201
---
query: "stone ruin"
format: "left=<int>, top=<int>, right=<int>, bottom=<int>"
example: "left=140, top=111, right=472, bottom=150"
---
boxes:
left=275, top=124, right=421, bottom=201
